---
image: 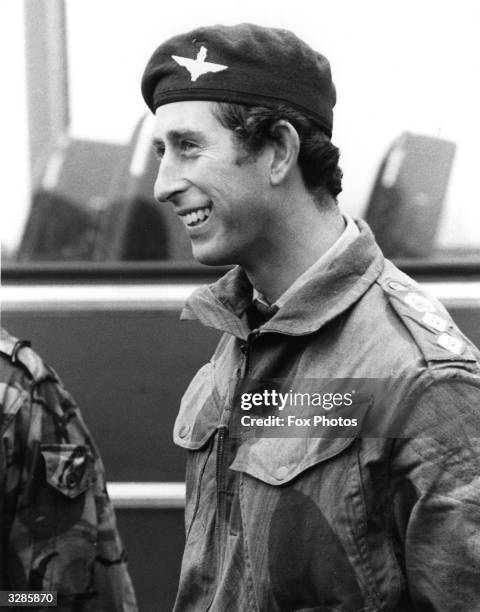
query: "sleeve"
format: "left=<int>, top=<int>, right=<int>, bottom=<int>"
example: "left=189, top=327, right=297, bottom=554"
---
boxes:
left=391, top=377, right=480, bottom=611
left=1, top=366, right=137, bottom=611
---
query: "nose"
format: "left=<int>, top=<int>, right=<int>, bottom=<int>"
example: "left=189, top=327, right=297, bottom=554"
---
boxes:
left=154, top=154, right=188, bottom=204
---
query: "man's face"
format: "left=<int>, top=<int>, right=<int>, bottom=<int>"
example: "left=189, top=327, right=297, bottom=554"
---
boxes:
left=152, top=101, right=274, bottom=266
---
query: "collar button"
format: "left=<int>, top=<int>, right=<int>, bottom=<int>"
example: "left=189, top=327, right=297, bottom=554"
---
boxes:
left=275, top=466, right=289, bottom=481
left=179, top=424, right=190, bottom=438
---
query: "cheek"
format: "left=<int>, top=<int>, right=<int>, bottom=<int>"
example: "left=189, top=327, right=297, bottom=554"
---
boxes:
left=192, top=162, right=269, bottom=220
left=189, top=165, right=230, bottom=195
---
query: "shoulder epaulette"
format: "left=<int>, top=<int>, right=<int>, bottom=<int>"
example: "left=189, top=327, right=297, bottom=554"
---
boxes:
left=376, top=264, right=479, bottom=365
left=0, top=329, right=51, bottom=382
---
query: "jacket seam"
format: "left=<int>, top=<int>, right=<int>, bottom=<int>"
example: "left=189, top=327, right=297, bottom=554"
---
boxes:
left=351, top=441, right=383, bottom=611
left=384, top=439, right=406, bottom=606
left=238, top=475, right=259, bottom=612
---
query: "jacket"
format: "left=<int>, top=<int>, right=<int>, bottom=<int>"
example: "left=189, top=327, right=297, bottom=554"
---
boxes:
left=0, top=329, right=137, bottom=611
left=172, top=220, right=480, bottom=612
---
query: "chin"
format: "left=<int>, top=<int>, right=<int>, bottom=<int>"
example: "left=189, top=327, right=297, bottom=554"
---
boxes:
left=191, top=242, right=239, bottom=267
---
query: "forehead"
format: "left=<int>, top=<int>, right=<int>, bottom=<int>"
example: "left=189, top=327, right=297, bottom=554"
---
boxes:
left=153, top=100, right=222, bottom=138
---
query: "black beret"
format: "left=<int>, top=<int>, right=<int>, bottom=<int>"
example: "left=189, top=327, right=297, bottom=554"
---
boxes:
left=141, top=23, right=336, bottom=138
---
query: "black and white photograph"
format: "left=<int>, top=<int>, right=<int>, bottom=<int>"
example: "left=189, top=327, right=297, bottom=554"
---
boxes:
left=1, top=1, right=480, bottom=610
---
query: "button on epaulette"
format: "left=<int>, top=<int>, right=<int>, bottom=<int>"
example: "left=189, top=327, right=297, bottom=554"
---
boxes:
left=0, top=329, right=50, bottom=382
left=379, top=277, right=478, bottom=364
left=387, top=281, right=409, bottom=292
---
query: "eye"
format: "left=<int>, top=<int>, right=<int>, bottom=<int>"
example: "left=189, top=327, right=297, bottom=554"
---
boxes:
left=180, top=140, right=198, bottom=154
left=153, top=143, right=165, bottom=161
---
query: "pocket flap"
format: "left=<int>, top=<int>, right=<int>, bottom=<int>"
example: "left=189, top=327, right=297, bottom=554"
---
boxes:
left=41, top=444, right=94, bottom=498
left=174, top=362, right=220, bottom=450
left=230, top=435, right=356, bottom=485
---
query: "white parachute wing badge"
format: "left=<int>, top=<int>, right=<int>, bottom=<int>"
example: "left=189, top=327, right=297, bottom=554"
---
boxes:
left=171, top=46, right=228, bottom=82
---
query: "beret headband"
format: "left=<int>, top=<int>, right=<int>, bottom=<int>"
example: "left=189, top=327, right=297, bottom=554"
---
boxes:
left=141, top=23, right=336, bottom=138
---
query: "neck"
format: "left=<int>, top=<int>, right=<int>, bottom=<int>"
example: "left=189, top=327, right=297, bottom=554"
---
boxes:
left=244, top=195, right=345, bottom=303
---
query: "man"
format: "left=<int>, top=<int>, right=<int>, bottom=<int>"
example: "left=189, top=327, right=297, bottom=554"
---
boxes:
left=0, top=329, right=137, bottom=610
left=141, top=24, right=480, bottom=611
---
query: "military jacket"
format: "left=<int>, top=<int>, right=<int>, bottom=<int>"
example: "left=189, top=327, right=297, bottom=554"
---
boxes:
left=0, top=330, right=137, bottom=611
left=173, top=220, right=480, bottom=611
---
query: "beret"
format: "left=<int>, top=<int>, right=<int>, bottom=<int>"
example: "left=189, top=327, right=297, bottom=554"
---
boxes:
left=141, top=23, right=336, bottom=138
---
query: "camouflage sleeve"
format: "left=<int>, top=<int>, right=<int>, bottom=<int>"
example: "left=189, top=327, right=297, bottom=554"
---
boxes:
left=0, top=350, right=137, bottom=611
left=392, top=377, right=480, bottom=611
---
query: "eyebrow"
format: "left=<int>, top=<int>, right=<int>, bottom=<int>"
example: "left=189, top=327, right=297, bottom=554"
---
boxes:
left=152, top=129, right=204, bottom=147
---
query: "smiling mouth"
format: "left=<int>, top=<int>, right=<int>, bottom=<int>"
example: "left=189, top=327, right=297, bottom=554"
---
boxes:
left=179, top=204, right=212, bottom=228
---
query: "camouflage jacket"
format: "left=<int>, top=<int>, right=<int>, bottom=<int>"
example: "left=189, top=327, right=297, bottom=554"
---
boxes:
left=0, top=329, right=137, bottom=611
left=173, top=220, right=480, bottom=611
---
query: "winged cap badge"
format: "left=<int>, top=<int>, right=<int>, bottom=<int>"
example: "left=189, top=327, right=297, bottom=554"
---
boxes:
left=171, top=45, right=228, bottom=82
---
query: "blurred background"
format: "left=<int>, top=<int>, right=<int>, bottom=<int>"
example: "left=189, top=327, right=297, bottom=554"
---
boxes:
left=1, top=1, right=480, bottom=609
left=1, top=0, right=480, bottom=261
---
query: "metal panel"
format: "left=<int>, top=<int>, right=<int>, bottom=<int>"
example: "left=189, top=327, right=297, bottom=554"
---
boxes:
left=108, top=482, right=186, bottom=509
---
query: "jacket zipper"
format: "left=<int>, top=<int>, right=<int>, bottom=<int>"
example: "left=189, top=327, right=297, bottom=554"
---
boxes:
left=215, top=423, right=228, bottom=588
left=216, top=425, right=228, bottom=510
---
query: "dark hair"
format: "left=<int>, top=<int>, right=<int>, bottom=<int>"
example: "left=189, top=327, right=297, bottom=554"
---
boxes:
left=212, top=102, right=343, bottom=201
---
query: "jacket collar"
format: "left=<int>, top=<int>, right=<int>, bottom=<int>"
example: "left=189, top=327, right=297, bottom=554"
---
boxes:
left=181, top=219, right=385, bottom=339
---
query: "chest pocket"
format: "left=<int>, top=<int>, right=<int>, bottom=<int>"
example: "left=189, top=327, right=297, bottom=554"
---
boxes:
left=174, top=362, right=221, bottom=450
left=14, top=444, right=99, bottom=594
left=229, top=392, right=372, bottom=485
left=227, top=408, right=373, bottom=612
left=230, top=434, right=356, bottom=485
left=41, top=444, right=94, bottom=498
left=174, top=362, right=224, bottom=535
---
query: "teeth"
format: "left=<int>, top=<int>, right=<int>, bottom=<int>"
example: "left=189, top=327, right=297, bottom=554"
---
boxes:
left=181, top=205, right=212, bottom=227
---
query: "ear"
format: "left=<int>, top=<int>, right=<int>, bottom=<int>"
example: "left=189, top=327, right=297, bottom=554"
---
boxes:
left=268, top=120, right=300, bottom=186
